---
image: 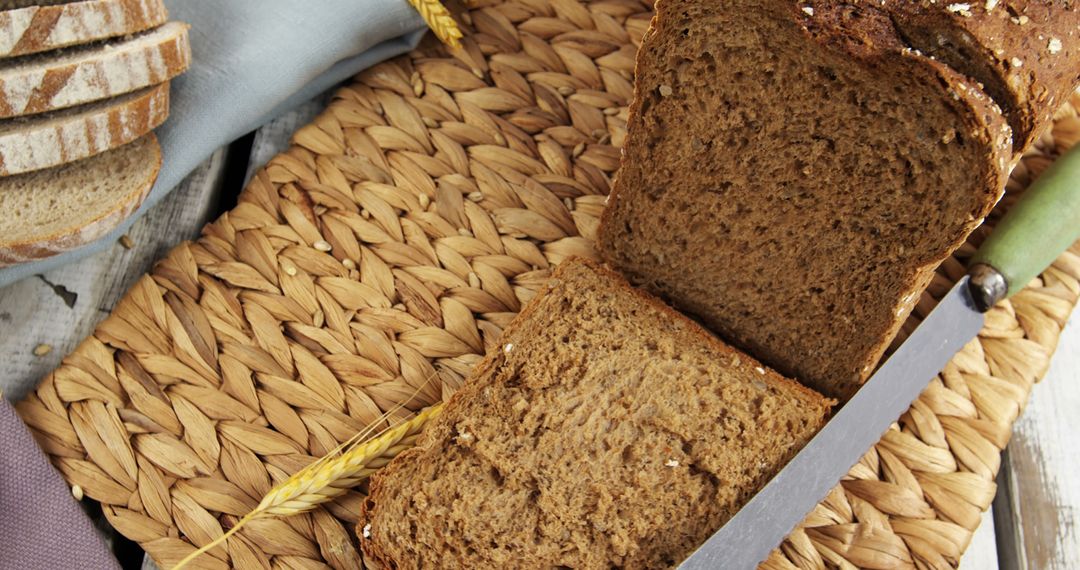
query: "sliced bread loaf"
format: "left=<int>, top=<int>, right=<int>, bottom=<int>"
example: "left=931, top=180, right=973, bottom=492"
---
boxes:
left=887, top=1, right=1080, bottom=157
left=0, top=81, right=168, bottom=175
left=0, top=0, right=168, bottom=59
left=598, top=1, right=1012, bottom=400
left=358, top=258, right=834, bottom=569
left=0, top=20, right=188, bottom=118
left=0, top=133, right=159, bottom=266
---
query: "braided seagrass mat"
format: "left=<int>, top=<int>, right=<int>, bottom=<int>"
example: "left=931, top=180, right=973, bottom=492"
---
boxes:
left=15, top=0, right=1080, bottom=568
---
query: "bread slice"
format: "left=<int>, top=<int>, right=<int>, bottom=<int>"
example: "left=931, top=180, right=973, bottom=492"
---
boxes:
left=358, top=258, right=834, bottom=569
left=598, top=1, right=1012, bottom=400
left=0, top=0, right=168, bottom=59
left=0, top=82, right=167, bottom=176
left=887, top=2, right=1080, bottom=157
left=0, top=20, right=188, bottom=118
left=0, top=133, right=159, bottom=266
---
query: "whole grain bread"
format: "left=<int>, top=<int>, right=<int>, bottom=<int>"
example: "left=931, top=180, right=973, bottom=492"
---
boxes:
left=0, top=133, right=160, bottom=266
left=358, top=258, right=834, bottom=569
left=0, top=82, right=168, bottom=176
left=598, top=0, right=1012, bottom=400
left=0, top=0, right=168, bottom=59
left=0, top=20, right=188, bottom=118
left=887, top=0, right=1080, bottom=158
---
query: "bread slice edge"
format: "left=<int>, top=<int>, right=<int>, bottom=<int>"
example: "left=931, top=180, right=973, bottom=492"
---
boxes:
left=0, top=81, right=169, bottom=176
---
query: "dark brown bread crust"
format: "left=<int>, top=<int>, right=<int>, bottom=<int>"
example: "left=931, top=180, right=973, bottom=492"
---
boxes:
left=886, top=0, right=1080, bottom=157
left=598, top=1, right=1011, bottom=399
left=358, top=258, right=834, bottom=569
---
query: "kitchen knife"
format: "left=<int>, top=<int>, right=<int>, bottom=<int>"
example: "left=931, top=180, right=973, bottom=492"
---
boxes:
left=679, top=143, right=1080, bottom=570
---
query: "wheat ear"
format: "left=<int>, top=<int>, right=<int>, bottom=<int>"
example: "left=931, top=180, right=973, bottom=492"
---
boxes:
left=169, top=403, right=444, bottom=570
left=407, top=0, right=464, bottom=48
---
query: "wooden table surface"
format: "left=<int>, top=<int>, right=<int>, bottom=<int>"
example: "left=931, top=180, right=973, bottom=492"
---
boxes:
left=1, top=96, right=1076, bottom=570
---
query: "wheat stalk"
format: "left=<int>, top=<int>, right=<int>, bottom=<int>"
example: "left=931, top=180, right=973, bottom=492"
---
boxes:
left=407, top=0, right=463, bottom=48
left=170, top=403, right=444, bottom=570
left=253, top=403, right=442, bottom=516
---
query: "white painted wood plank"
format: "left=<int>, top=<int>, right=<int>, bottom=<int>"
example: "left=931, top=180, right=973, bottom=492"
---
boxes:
left=959, top=507, right=999, bottom=569
left=997, top=311, right=1080, bottom=570
left=0, top=148, right=229, bottom=401
left=140, top=554, right=159, bottom=570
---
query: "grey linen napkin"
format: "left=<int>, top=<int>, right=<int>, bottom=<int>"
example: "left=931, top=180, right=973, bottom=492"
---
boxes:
left=0, top=0, right=427, bottom=287
left=0, top=399, right=120, bottom=570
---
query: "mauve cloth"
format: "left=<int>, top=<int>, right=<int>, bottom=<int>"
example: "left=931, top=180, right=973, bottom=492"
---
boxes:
left=0, top=399, right=119, bottom=570
left=0, top=0, right=427, bottom=287
left=0, top=2, right=427, bottom=567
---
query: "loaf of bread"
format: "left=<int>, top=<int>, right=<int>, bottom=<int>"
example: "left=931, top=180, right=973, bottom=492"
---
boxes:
left=888, top=1, right=1080, bottom=157
left=0, top=20, right=189, bottom=118
left=599, top=0, right=1018, bottom=399
left=358, top=258, right=833, bottom=569
left=0, top=133, right=160, bottom=266
left=0, top=0, right=168, bottom=59
left=0, top=82, right=168, bottom=176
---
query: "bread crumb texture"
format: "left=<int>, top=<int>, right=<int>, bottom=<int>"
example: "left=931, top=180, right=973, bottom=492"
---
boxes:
left=360, top=259, right=832, bottom=569
left=599, top=0, right=1011, bottom=399
left=0, top=134, right=160, bottom=265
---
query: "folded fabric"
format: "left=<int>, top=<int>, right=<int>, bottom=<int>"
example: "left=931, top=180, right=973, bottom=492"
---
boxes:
left=0, top=398, right=121, bottom=570
left=0, top=0, right=427, bottom=287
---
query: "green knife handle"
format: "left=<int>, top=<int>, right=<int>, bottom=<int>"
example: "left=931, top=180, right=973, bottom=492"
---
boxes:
left=969, top=144, right=1080, bottom=312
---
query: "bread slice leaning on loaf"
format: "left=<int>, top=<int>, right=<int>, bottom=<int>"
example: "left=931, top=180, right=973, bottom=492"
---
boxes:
left=0, top=82, right=168, bottom=176
left=0, top=0, right=169, bottom=59
left=0, top=133, right=160, bottom=266
left=0, top=20, right=189, bottom=118
left=359, top=258, right=834, bottom=569
left=598, top=0, right=1012, bottom=400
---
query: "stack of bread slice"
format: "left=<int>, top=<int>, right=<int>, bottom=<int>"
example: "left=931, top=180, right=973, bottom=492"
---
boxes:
left=0, top=0, right=190, bottom=266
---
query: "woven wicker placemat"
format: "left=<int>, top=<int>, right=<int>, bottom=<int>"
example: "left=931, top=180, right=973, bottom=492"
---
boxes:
left=16, top=0, right=1080, bottom=568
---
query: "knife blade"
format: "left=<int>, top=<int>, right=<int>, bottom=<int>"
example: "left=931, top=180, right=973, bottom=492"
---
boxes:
left=678, top=278, right=983, bottom=570
left=679, top=141, right=1080, bottom=570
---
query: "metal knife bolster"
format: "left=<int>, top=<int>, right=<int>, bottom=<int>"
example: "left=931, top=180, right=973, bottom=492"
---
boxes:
left=968, top=264, right=1009, bottom=312
left=678, top=278, right=986, bottom=570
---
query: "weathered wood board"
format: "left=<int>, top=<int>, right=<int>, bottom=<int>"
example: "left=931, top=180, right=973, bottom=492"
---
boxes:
left=961, top=508, right=1000, bottom=569
left=995, top=314, right=1080, bottom=570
